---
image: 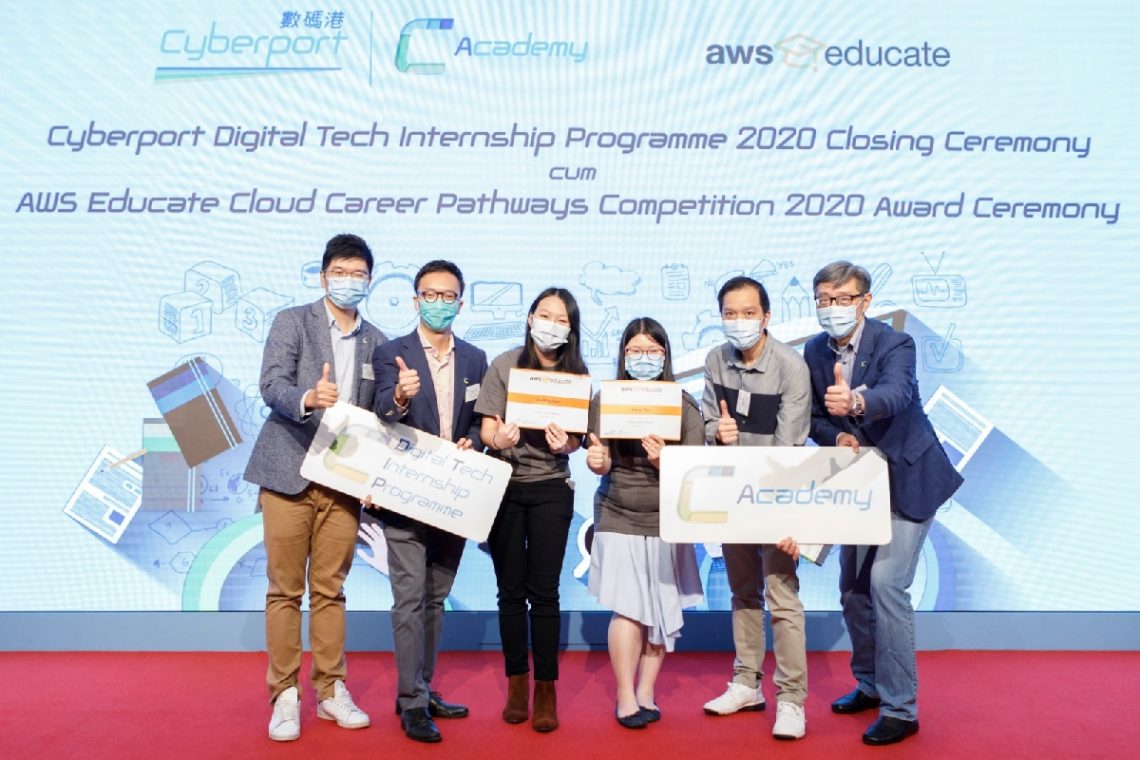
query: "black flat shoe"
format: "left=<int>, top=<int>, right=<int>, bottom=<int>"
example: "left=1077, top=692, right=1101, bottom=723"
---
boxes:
left=428, top=691, right=469, bottom=719
left=638, top=705, right=661, bottom=723
left=616, top=706, right=648, bottom=729
left=400, top=707, right=442, bottom=743
left=863, top=716, right=919, bottom=745
left=831, top=687, right=881, bottom=714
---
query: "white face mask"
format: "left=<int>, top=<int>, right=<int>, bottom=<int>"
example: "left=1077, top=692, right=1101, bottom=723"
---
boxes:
left=530, top=318, right=570, bottom=351
left=817, top=304, right=859, bottom=340
left=722, top=319, right=762, bottom=351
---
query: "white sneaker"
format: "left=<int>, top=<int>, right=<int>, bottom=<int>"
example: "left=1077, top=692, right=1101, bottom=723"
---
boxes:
left=317, top=680, right=371, bottom=729
left=772, top=701, right=806, bottom=740
left=268, top=686, right=301, bottom=742
left=703, top=682, right=766, bottom=715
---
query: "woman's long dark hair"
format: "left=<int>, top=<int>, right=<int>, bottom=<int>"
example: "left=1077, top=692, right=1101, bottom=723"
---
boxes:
left=517, top=287, right=588, bottom=375
left=613, top=317, right=675, bottom=381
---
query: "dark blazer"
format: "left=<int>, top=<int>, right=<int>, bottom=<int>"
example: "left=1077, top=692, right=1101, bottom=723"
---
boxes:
left=244, top=299, right=387, bottom=495
left=373, top=329, right=488, bottom=445
left=804, top=317, right=962, bottom=521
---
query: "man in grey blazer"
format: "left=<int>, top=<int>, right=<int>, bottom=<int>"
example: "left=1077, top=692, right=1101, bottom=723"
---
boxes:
left=370, top=260, right=487, bottom=743
left=244, top=233, right=387, bottom=742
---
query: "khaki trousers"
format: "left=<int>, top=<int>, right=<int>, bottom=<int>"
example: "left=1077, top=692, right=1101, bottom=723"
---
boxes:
left=261, top=483, right=361, bottom=702
left=722, top=543, right=807, bottom=705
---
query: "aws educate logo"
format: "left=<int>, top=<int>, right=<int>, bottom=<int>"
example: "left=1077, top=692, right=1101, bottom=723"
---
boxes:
left=706, top=33, right=950, bottom=71
left=395, top=17, right=588, bottom=74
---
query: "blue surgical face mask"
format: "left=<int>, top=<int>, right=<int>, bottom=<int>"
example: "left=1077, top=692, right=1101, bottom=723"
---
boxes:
left=817, top=304, right=858, bottom=340
left=625, top=354, right=665, bottom=381
left=530, top=318, right=570, bottom=352
left=326, top=276, right=368, bottom=309
left=419, top=299, right=459, bottom=332
left=722, top=319, right=762, bottom=351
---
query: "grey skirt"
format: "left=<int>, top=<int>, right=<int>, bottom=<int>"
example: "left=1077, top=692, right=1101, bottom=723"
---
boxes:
left=587, top=531, right=704, bottom=652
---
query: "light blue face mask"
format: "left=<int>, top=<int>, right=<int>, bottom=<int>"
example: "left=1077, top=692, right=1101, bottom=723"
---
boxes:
left=326, top=276, right=369, bottom=309
left=419, top=299, right=459, bottom=332
left=722, top=319, right=762, bottom=351
left=817, top=304, right=858, bottom=340
left=625, top=354, right=665, bottom=381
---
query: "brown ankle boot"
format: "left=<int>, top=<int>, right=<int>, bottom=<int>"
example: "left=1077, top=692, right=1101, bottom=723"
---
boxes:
left=502, top=673, right=529, bottom=724
left=532, top=679, right=558, bottom=732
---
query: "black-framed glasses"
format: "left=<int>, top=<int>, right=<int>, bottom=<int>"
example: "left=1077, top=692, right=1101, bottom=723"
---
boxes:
left=625, top=348, right=666, bottom=360
left=815, top=292, right=865, bottom=308
left=418, top=290, right=459, bottom=304
left=325, top=268, right=370, bottom=282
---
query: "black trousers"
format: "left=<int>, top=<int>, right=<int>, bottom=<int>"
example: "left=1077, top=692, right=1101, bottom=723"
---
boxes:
left=487, top=477, right=574, bottom=680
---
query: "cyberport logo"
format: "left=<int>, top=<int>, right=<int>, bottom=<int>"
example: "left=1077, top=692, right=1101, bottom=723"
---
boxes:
left=395, top=17, right=588, bottom=75
left=154, top=10, right=349, bottom=82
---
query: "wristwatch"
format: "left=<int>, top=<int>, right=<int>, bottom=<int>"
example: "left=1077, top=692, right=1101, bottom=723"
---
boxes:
left=851, top=393, right=865, bottom=417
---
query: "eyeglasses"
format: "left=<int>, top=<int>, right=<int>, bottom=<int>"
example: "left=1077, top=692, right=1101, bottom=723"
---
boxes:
left=326, top=268, right=370, bottom=282
left=625, top=348, right=666, bottom=360
left=418, top=290, right=459, bottom=304
left=815, top=293, right=865, bottom=308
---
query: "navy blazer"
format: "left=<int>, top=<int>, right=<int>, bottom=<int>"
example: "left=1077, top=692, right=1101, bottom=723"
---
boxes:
left=244, top=299, right=387, bottom=496
left=804, top=318, right=962, bottom=521
left=372, top=329, right=488, bottom=447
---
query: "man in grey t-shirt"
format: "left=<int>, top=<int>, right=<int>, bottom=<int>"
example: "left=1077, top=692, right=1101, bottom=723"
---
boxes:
left=699, top=276, right=812, bottom=741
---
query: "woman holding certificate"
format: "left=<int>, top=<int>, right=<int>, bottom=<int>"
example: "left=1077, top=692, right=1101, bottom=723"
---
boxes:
left=475, top=287, right=589, bottom=733
left=584, top=317, right=704, bottom=729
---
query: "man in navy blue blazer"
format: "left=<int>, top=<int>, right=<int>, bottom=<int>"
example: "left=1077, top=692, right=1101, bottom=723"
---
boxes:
left=803, top=261, right=962, bottom=747
left=370, top=260, right=488, bottom=743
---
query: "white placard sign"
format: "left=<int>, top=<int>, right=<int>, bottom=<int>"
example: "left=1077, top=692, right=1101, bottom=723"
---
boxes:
left=659, top=446, right=891, bottom=545
left=598, top=380, right=683, bottom=441
left=301, top=403, right=512, bottom=542
left=505, top=368, right=591, bottom=433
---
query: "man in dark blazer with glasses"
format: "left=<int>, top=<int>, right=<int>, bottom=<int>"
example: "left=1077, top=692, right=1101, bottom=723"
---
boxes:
left=371, top=259, right=488, bottom=743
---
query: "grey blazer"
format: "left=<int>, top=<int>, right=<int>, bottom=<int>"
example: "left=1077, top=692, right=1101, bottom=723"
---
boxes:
left=244, top=299, right=387, bottom=495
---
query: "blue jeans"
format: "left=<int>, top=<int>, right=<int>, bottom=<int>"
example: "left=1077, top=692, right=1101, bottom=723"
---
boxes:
left=839, top=511, right=932, bottom=721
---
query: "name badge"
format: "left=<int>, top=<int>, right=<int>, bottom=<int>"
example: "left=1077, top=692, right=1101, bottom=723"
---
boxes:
left=361, top=363, right=375, bottom=381
left=735, top=390, right=751, bottom=417
left=465, top=383, right=480, bottom=403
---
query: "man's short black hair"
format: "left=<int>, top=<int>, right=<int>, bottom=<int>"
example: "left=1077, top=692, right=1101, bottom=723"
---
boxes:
left=321, top=233, right=374, bottom=274
left=414, top=260, right=466, bottom=296
left=717, top=275, right=770, bottom=313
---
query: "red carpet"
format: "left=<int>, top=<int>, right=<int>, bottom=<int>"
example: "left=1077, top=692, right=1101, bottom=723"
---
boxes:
left=3, top=650, right=1136, bottom=759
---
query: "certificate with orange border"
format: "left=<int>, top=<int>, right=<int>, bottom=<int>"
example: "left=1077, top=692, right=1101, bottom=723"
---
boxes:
left=598, top=380, right=683, bottom=441
left=505, top=369, right=592, bottom=432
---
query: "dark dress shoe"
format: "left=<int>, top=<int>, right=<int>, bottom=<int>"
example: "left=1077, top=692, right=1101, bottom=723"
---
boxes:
left=616, top=706, right=648, bottom=729
left=863, top=716, right=919, bottom=745
left=638, top=705, right=661, bottom=723
left=400, top=707, right=442, bottom=743
left=831, top=688, right=882, bottom=714
left=428, top=691, right=469, bottom=719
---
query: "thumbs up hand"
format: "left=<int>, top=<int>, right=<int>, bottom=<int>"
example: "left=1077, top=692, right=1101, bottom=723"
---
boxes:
left=716, top=399, right=739, bottom=445
left=825, top=360, right=856, bottom=417
left=306, top=362, right=340, bottom=409
left=393, top=356, right=421, bottom=405
left=491, top=415, right=520, bottom=451
left=586, top=433, right=610, bottom=474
